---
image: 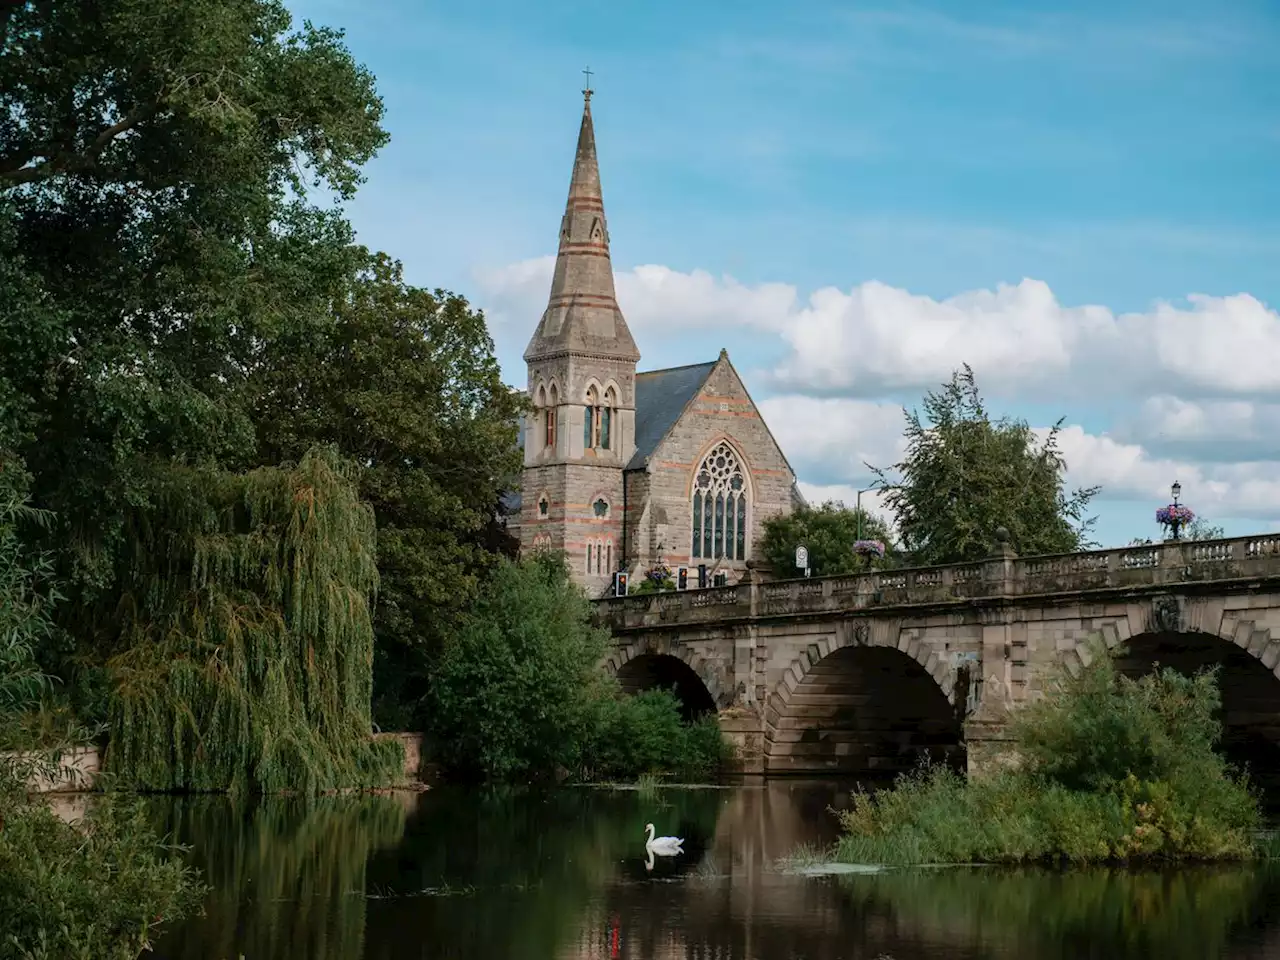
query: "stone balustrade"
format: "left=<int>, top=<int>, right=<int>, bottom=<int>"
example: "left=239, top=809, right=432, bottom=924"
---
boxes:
left=594, top=534, right=1280, bottom=630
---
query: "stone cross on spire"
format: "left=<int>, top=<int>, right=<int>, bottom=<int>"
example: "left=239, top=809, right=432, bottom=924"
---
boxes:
left=523, top=86, right=639, bottom=364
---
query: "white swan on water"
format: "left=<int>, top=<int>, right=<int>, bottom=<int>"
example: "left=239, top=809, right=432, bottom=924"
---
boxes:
left=644, top=823, right=683, bottom=855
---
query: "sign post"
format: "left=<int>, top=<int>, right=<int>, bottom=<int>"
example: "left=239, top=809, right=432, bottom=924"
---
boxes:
left=794, top=545, right=810, bottom=578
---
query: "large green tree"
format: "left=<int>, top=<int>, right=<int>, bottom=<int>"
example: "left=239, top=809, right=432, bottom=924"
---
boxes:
left=248, top=252, right=524, bottom=726
left=1, top=0, right=385, bottom=602
left=761, top=501, right=895, bottom=577
left=873, top=366, right=1099, bottom=565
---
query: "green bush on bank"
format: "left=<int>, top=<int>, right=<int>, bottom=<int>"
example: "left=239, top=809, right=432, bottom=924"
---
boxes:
left=835, top=644, right=1262, bottom=865
left=427, top=555, right=731, bottom=783
left=0, top=496, right=201, bottom=958
left=586, top=689, right=733, bottom=783
left=0, top=795, right=204, bottom=960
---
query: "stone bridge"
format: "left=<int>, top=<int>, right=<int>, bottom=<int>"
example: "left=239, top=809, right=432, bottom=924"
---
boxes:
left=592, top=533, right=1280, bottom=783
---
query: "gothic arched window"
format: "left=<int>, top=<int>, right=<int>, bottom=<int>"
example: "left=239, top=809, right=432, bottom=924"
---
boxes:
left=601, top=386, right=615, bottom=450
left=545, top=384, right=558, bottom=450
left=691, top=442, right=749, bottom=562
left=582, top=384, right=615, bottom=451
left=584, top=384, right=598, bottom=450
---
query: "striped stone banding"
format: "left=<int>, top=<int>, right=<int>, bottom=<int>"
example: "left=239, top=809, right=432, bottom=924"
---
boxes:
left=547, top=294, right=619, bottom=307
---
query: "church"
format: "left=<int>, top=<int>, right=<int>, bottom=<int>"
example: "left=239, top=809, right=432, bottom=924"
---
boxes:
left=509, top=86, right=801, bottom=595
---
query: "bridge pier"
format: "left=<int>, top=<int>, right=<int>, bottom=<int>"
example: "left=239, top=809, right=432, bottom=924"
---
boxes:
left=718, top=706, right=766, bottom=775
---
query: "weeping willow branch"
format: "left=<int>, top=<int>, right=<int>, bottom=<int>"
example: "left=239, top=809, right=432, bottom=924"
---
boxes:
left=104, top=447, right=402, bottom=792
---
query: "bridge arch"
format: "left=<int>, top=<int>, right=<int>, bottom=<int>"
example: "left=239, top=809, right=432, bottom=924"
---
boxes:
left=764, top=628, right=964, bottom=776
left=1065, top=607, right=1280, bottom=799
left=606, top=641, right=725, bottom=721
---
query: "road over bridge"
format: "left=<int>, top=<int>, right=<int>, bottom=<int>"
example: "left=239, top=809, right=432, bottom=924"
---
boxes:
left=592, top=532, right=1280, bottom=782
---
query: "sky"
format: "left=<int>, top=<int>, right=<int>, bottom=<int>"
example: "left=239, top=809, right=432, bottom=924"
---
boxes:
left=291, top=0, right=1280, bottom=548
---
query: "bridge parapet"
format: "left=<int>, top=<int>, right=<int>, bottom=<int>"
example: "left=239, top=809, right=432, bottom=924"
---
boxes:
left=594, top=534, right=1280, bottom=630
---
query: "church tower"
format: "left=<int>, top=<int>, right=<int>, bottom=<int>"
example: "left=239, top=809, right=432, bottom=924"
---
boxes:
left=521, top=84, right=639, bottom=593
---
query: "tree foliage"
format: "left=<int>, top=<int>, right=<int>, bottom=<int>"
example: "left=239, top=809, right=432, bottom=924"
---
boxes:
left=0, top=490, right=201, bottom=957
left=761, top=500, right=895, bottom=578
left=872, top=366, right=1098, bottom=565
left=247, top=252, right=524, bottom=726
left=1, top=0, right=385, bottom=603
left=427, top=555, right=611, bottom=782
left=103, top=447, right=402, bottom=792
left=427, top=555, right=730, bottom=783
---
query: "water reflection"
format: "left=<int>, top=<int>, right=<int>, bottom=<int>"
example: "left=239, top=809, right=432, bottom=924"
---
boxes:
left=150, top=781, right=1280, bottom=960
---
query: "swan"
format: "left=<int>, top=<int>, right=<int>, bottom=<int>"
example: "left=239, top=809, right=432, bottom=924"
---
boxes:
left=644, top=822, right=683, bottom=855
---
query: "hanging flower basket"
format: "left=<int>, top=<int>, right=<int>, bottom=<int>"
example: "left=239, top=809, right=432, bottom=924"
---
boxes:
left=1156, top=504, right=1195, bottom=526
left=852, top=539, right=886, bottom=559
left=645, top=562, right=673, bottom=587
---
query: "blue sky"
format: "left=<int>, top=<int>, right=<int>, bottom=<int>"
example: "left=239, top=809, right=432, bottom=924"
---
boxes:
left=292, top=0, right=1280, bottom=548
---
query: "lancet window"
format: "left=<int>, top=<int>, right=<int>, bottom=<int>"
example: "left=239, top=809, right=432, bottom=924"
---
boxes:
left=583, top=384, right=615, bottom=451
left=544, top=384, right=558, bottom=450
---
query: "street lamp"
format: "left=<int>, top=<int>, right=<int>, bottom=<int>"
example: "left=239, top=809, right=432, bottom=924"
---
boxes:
left=854, top=486, right=877, bottom=542
left=1157, top=480, right=1194, bottom=541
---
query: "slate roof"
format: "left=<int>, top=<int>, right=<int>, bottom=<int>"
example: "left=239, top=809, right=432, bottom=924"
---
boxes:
left=500, top=414, right=527, bottom=516
left=626, top=361, right=717, bottom=471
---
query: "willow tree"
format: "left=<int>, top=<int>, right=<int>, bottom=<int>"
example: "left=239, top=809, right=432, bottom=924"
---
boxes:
left=872, top=366, right=1099, bottom=565
left=104, top=447, right=401, bottom=792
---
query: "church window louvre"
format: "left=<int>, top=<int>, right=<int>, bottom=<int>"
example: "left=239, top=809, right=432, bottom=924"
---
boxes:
left=691, top=442, right=749, bottom=561
left=583, top=385, right=615, bottom=451
left=544, top=384, right=558, bottom=450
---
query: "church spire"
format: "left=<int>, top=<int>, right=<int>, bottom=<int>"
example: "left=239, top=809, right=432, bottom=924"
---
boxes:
left=524, top=85, right=640, bottom=363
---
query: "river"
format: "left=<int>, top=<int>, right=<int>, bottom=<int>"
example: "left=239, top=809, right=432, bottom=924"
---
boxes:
left=146, top=781, right=1280, bottom=960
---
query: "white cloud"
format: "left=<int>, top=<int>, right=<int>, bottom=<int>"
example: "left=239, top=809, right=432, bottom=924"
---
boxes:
left=774, top=282, right=1280, bottom=399
left=763, top=396, right=1280, bottom=522
left=758, top=396, right=907, bottom=483
left=475, top=257, right=1280, bottom=531
left=475, top=258, right=1280, bottom=400
left=1051, top=425, right=1280, bottom=519
left=473, top=256, right=796, bottom=335
left=1117, top=396, right=1280, bottom=462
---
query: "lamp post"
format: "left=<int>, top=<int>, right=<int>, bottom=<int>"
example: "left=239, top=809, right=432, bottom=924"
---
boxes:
left=1169, top=481, right=1183, bottom=540
left=1157, top=480, right=1194, bottom=542
left=854, top=486, right=877, bottom=542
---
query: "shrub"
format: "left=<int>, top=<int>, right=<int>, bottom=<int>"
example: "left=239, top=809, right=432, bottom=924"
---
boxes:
left=0, top=494, right=201, bottom=956
left=834, top=641, right=1261, bottom=865
left=427, top=554, right=611, bottom=781
left=427, top=555, right=732, bottom=784
left=0, top=795, right=204, bottom=960
left=585, top=689, right=732, bottom=782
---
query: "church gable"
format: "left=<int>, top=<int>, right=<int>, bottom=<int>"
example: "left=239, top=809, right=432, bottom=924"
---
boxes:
left=634, top=352, right=796, bottom=571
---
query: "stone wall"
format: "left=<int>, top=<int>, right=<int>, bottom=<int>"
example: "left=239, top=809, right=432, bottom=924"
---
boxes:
left=11, top=746, right=102, bottom=793
left=11, top=734, right=427, bottom=794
